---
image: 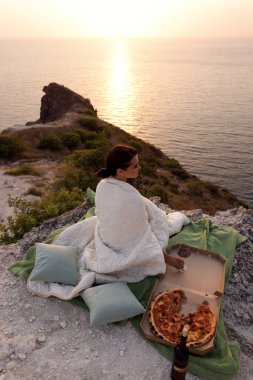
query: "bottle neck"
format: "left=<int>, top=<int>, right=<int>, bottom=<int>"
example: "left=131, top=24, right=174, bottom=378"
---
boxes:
left=180, top=335, right=187, bottom=347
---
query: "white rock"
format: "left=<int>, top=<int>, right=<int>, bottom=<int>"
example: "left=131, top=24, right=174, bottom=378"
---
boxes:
left=5, top=361, right=16, bottom=370
left=50, top=363, right=58, bottom=370
left=60, top=321, right=67, bottom=329
left=53, top=315, right=60, bottom=321
left=17, top=353, right=27, bottom=360
left=36, top=335, right=46, bottom=343
left=0, top=348, right=10, bottom=361
left=0, top=372, right=17, bottom=380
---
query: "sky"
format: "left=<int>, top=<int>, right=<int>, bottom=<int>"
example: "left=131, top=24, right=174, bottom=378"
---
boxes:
left=0, top=0, right=253, bottom=39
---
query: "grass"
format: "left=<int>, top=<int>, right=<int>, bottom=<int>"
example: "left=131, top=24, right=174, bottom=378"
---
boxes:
left=77, top=116, right=103, bottom=133
left=38, top=134, right=63, bottom=150
left=0, top=135, right=26, bottom=158
left=5, top=164, right=42, bottom=176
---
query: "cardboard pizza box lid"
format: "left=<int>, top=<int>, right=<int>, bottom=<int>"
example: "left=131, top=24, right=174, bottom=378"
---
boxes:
left=164, top=244, right=226, bottom=296
left=140, top=244, right=226, bottom=355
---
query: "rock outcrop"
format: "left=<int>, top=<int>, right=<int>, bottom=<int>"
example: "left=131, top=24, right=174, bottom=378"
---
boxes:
left=27, top=83, right=96, bottom=124
left=0, top=201, right=252, bottom=379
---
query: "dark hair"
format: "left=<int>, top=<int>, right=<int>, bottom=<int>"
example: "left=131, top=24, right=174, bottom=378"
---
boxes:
left=97, top=144, right=137, bottom=178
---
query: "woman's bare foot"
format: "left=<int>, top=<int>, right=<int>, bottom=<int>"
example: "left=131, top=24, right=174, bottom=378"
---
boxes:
left=164, top=252, right=185, bottom=270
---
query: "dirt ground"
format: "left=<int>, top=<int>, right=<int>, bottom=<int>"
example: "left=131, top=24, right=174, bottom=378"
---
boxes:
left=0, top=166, right=252, bottom=380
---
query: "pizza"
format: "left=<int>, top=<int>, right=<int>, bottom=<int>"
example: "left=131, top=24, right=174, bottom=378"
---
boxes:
left=148, top=288, right=216, bottom=347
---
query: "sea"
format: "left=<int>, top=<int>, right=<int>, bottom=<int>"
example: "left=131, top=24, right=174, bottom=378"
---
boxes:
left=0, top=38, right=252, bottom=207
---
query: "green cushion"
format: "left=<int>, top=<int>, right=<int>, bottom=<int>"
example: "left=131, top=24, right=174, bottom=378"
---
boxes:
left=85, top=205, right=96, bottom=219
left=30, top=243, right=79, bottom=286
left=86, top=187, right=95, bottom=205
left=82, top=282, right=145, bottom=327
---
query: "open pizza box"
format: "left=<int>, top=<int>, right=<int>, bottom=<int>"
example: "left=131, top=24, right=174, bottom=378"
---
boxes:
left=140, top=244, right=226, bottom=356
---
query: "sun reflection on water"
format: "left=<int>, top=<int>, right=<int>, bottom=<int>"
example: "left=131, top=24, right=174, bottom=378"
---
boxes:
left=105, top=41, right=135, bottom=133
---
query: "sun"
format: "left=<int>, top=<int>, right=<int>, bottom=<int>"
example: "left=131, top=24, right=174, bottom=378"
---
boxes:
left=71, top=0, right=161, bottom=38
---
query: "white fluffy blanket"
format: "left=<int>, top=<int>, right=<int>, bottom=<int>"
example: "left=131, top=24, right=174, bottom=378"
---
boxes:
left=27, top=178, right=189, bottom=299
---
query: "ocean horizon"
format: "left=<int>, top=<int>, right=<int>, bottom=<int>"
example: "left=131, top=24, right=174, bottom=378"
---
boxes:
left=0, top=37, right=252, bottom=207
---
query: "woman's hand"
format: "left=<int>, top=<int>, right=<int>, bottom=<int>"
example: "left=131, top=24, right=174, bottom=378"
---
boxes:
left=163, top=252, right=185, bottom=270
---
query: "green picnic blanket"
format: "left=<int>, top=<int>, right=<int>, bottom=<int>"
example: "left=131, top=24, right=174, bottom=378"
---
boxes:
left=8, top=209, right=247, bottom=380
left=130, top=219, right=247, bottom=380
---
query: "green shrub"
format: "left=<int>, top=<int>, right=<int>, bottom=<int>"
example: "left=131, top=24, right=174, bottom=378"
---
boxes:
left=0, top=188, right=84, bottom=243
left=101, top=126, right=112, bottom=138
left=139, top=153, right=161, bottom=177
left=162, top=159, right=189, bottom=179
left=164, top=158, right=181, bottom=169
left=146, top=184, right=168, bottom=203
left=139, top=161, right=156, bottom=177
left=77, top=116, right=103, bottom=133
left=61, top=132, right=81, bottom=149
left=206, top=182, right=220, bottom=194
left=0, top=135, right=26, bottom=158
left=67, top=149, right=105, bottom=172
left=81, top=108, right=97, bottom=117
left=128, top=139, right=143, bottom=152
left=147, top=144, right=163, bottom=158
left=38, top=134, right=63, bottom=150
left=171, top=167, right=189, bottom=179
left=186, top=180, right=203, bottom=196
left=52, top=164, right=96, bottom=192
left=5, top=164, right=42, bottom=176
left=75, top=130, right=97, bottom=143
left=84, top=139, right=108, bottom=149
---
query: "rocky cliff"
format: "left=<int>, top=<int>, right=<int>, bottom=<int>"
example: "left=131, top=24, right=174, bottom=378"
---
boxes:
left=27, top=82, right=96, bottom=124
left=0, top=201, right=252, bottom=380
left=0, top=83, right=247, bottom=218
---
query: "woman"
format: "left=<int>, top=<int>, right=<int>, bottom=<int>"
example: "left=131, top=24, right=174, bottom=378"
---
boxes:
left=92, top=144, right=187, bottom=277
left=27, top=144, right=189, bottom=297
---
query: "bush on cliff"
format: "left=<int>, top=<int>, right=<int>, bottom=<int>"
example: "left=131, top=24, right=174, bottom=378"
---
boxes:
left=67, top=148, right=106, bottom=171
left=77, top=116, right=103, bottom=133
left=146, top=184, right=168, bottom=203
left=52, top=164, right=97, bottom=192
left=0, top=135, right=26, bottom=158
left=5, top=164, right=42, bottom=176
left=61, top=132, right=81, bottom=149
left=38, top=134, right=63, bottom=150
left=0, top=188, right=84, bottom=244
left=128, top=139, right=143, bottom=152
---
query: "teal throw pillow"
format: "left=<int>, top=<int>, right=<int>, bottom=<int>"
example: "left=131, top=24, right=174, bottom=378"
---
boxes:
left=82, top=282, right=145, bottom=327
left=86, top=187, right=95, bottom=205
left=30, top=243, right=79, bottom=286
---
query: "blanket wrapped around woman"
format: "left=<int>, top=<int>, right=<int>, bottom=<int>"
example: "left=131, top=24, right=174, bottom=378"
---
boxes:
left=27, top=178, right=189, bottom=299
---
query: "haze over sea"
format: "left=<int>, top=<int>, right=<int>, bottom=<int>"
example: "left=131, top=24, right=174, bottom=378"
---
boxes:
left=0, top=38, right=252, bottom=207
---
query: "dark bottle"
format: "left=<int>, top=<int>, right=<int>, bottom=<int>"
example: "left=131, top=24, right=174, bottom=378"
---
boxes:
left=171, top=325, right=190, bottom=380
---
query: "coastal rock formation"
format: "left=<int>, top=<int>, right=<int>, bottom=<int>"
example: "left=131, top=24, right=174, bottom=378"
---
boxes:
left=29, top=83, right=96, bottom=124
left=0, top=201, right=252, bottom=380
